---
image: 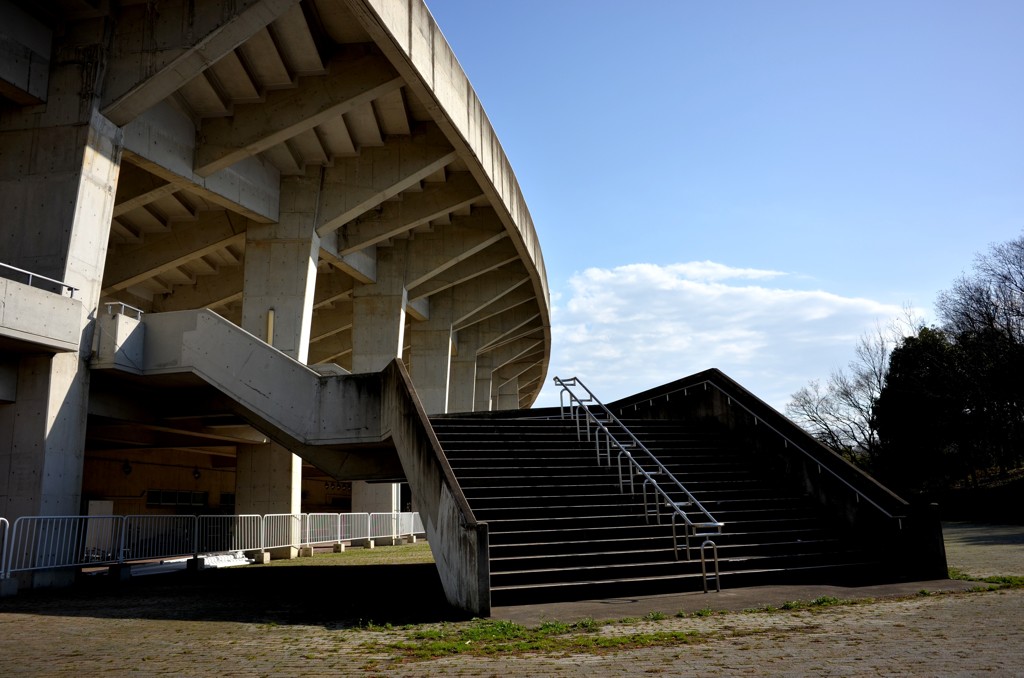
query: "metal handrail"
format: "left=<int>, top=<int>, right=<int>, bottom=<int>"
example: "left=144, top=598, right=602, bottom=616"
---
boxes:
left=621, top=380, right=902, bottom=523
left=554, top=376, right=723, bottom=561
left=0, top=262, right=78, bottom=297
left=105, top=302, right=144, bottom=319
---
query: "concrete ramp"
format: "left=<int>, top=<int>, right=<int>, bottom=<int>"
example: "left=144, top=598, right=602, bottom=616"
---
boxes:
left=92, top=308, right=490, bottom=615
left=94, top=308, right=393, bottom=479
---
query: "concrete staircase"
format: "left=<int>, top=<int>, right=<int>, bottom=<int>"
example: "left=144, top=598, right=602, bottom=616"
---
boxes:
left=432, top=412, right=881, bottom=606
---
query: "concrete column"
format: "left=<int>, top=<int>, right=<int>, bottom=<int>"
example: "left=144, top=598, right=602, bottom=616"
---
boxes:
left=474, top=352, right=496, bottom=412
left=448, top=325, right=480, bottom=414
left=351, top=481, right=399, bottom=513
left=241, top=171, right=322, bottom=363
left=350, top=242, right=411, bottom=514
left=0, top=18, right=122, bottom=529
left=351, top=241, right=409, bottom=373
left=235, top=173, right=321, bottom=534
left=408, top=290, right=454, bottom=414
left=236, top=442, right=301, bottom=559
left=496, top=371, right=521, bottom=410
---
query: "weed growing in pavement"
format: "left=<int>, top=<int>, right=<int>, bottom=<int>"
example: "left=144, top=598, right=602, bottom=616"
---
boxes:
left=379, top=617, right=709, bottom=660
left=947, top=568, right=1024, bottom=590
left=678, top=606, right=717, bottom=618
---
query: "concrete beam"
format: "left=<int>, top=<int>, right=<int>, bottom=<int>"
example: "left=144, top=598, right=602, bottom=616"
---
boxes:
left=404, top=227, right=509, bottom=292
left=308, top=328, right=352, bottom=365
left=313, top=270, right=355, bottom=309
left=493, top=344, right=545, bottom=378
left=319, top=237, right=376, bottom=283
left=102, top=212, right=248, bottom=294
left=310, top=303, right=353, bottom=343
left=407, top=239, right=519, bottom=301
left=479, top=317, right=544, bottom=358
left=123, top=102, right=280, bottom=223
left=112, top=169, right=180, bottom=218
left=337, top=172, right=483, bottom=254
left=102, top=0, right=301, bottom=126
left=316, top=126, right=457, bottom=236
left=151, top=266, right=243, bottom=312
left=196, top=49, right=403, bottom=176
left=453, top=275, right=534, bottom=330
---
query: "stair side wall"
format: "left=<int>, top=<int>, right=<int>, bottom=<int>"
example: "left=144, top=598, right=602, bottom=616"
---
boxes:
left=610, top=369, right=949, bottom=581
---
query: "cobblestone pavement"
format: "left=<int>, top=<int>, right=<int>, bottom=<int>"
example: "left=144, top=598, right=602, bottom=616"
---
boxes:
left=0, top=523, right=1021, bottom=677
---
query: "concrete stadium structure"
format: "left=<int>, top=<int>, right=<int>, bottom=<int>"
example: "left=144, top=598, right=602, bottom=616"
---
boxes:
left=0, top=0, right=947, bottom=616
left=1, top=0, right=548, bottom=609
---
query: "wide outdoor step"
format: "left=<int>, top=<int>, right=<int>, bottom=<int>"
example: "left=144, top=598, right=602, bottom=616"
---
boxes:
left=490, top=549, right=875, bottom=589
left=489, top=560, right=888, bottom=606
left=430, top=411, right=876, bottom=605
left=489, top=527, right=839, bottom=558
left=490, top=540, right=850, bottom=575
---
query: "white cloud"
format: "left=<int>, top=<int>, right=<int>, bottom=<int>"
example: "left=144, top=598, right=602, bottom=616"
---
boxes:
left=535, top=262, right=911, bottom=412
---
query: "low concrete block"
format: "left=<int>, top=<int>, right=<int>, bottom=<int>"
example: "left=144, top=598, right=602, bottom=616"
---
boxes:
left=108, top=564, right=132, bottom=582
left=0, top=578, right=18, bottom=597
left=244, top=550, right=271, bottom=564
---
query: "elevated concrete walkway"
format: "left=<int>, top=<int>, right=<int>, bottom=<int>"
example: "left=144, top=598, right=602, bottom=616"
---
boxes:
left=92, top=307, right=490, bottom=615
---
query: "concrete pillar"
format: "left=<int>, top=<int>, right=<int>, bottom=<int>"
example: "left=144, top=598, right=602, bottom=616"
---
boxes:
left=496, top=373, right=521, bottom=410
left=474, top=352, right=496, bottom=412
left=408, top=290, right=454, bottom=414
left=241, top=171, right=321, bottom=363
left=448, top=325, right=480, bottom=414
left=0, top=17, right=122, bottom=528
left=236, top=442, right=301, bottom=559
left=235, top=173, right=321, bottom=539
left=350, top=242, right=411, bottom=513
left=352, top=481, right=399, bottom=513
left=351, top=241, right=409, bottom=373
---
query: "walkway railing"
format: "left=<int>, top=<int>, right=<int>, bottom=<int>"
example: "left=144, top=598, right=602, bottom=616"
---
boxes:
left=554, top=376, right=723, bottom=562
left=0, top=512, right=425, bottom=580
left=0, top=262, right=78, bottom=297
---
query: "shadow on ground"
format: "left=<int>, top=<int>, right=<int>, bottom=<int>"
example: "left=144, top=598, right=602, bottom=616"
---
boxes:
left=0, top=564, right=465, bottom=628
left=943, top=522, right=1024, bottom=546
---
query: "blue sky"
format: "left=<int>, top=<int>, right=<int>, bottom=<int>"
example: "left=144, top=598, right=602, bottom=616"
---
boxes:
left=426, top=0, right=1024, bottom=410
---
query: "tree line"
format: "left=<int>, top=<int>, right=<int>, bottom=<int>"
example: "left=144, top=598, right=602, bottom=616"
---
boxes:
left=787, top=234, right=1024, bottom=496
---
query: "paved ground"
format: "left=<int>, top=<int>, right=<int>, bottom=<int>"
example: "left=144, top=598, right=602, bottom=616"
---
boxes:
left=0, top=522, right=1021, bottom=676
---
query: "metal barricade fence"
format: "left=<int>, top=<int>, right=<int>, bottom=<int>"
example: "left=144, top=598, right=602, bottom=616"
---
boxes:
left=339, top=513, right=370, bottom=542
left=302, top=513, right=340, bottom=547
left=0, top=517, right=9, bottom=578
left=263, top=513, right=301, bottom=550
left=397, top=512, right=414, bottom=537
left=197, top=514, right=262, bottom=553
left=412, top=512, right=425, bottom=536
left=1, top=512, right=426, bottom=578
left=122, top=515, right=197, bottom=562
left=5, top=515, right=124, bottom=575
left=369, top=512, right=399, bottom=540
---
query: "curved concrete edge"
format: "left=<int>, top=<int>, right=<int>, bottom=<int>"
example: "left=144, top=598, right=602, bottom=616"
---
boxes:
left=349, top=0, right=551, bottom=404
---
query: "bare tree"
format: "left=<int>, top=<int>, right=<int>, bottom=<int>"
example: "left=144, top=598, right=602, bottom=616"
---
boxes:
left=937, top=234, right=1024, bottom=342
left=787, top=312, right=921, bottom=464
